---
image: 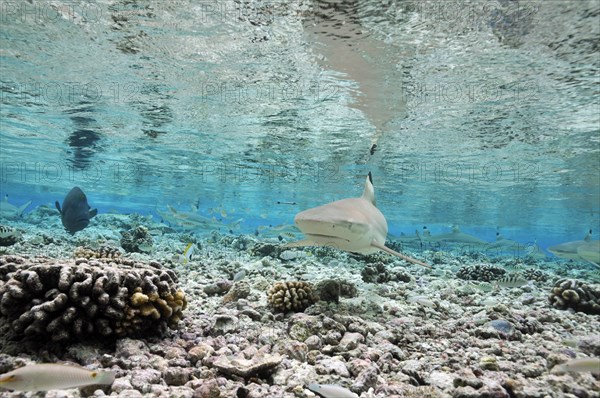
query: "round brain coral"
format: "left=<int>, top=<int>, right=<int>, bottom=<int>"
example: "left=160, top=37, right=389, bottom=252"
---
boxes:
left=0, top=255, right=187, bottom=342
left=267, top=281, right=316, bottom=313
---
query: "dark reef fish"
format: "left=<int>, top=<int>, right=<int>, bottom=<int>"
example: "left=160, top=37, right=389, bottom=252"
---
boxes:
left=55, top=187, right=97, bottom=234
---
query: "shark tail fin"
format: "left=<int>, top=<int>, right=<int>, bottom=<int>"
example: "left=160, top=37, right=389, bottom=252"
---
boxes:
left=371, top=241, right=431, bottom=268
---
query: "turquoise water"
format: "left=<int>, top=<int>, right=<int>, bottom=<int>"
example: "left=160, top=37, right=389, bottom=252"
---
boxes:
left=0, top=0, right=599, bottom=251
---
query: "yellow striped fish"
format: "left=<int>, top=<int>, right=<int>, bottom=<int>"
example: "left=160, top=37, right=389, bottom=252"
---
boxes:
left=0, top=363, right=115, bottom=391
left=495, top=276, right=528, bottom=288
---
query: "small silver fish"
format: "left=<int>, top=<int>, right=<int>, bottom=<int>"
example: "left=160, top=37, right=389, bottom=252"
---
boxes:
left=308, top=383, right=359, bottom=398
left=233, top=269, right=247, bottom=282
left=551, top=357, right=600, bottom=374
left=407, top=295, right=436, bottom=308
left=0, top=363, right=115, bottom=391
left=138, top=243, right=153, bottom=253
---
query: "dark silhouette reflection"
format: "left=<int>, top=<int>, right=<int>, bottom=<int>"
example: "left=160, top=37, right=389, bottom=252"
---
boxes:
left=66, top=109, right=102, bottom=170
left=303, top=0, right=407, bottom=163
left=67, top=128, right=101, bottom=170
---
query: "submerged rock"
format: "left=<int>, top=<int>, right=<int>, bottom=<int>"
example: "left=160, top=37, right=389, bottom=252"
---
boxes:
left=120, top=226, right=153, bottom=253
left=212, top=353, right=283, bottom=378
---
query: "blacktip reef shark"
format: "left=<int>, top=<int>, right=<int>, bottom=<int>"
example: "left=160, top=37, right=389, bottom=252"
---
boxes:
left=577, top=240, right=600, bottom=267
left=486, top=232, right=525, bottom=251
left=548, top=229, right=592, bottom=259
left=0, top=195, right=31, bottom=220
left=157, top=204, right=243, bottom=232
left=426, top=226, right=489, bottom=246
left=524, top=239, right=548, bottom=260
left=548, top=230, right=600, bottom=268
left=287, top=173, right=430, bottom=268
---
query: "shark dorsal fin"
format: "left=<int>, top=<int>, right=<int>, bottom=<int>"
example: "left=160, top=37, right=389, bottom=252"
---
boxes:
left=361, top=172, right=376, bottom=206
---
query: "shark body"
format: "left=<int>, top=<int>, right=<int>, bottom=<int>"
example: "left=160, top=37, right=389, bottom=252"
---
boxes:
left=0, top=195, right=31, bottom=220
left=288, top=173, right=429, bottom=268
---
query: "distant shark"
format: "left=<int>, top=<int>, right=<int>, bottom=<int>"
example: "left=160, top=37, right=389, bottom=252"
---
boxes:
left=427, top=226, right=488, bottom=246
left=157, top=204, right=243, bottom=232
left=390, top=226, right=489, bottom=251
left=548, top=230, right=592, bottom=260
left=577, top=240, right=600, bottom=267
left=287, top=173, right=429, bottom=268
left=524, top=240, right=548, bottom=260
left=485, top=232, right=526, bottom=252
left=548, top=230, right=600, bottom=268
left=0, top=195, right=31, bottom=220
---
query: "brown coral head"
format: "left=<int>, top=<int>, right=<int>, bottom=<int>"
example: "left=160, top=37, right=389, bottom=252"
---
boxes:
left=267, top=281, right=316, bottom=313
left=0, top=255, right=187, bottom=342
left=561, top=289, right=580, bottom=303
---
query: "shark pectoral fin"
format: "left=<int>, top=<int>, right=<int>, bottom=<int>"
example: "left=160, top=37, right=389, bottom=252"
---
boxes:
left=89, top=209, right=98, bottom=218
left=371, top=241, right=431, bottom=268
left=284, top=239, right=316, bottom=248
left=55, top=201, right=62, bottom=214
left=582, top=259, right=600, bottom=269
